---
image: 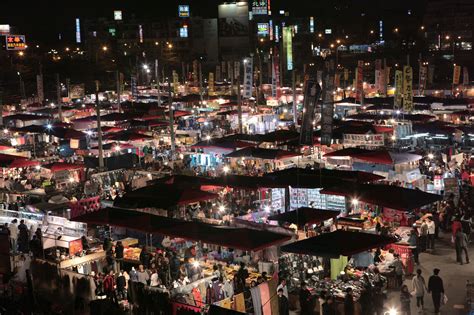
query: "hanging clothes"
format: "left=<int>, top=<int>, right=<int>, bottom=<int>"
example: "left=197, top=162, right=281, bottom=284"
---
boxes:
left=192, top=287, right=203, bottom=307
left=330, top=255, right=348, bottom=280
left=267, top=277, right=279, bottom=315
left=250, top=286, right=262, bottom=315
left=233, top=293, right=246, bottom=313
left=259, top=282, right=272, bottom=315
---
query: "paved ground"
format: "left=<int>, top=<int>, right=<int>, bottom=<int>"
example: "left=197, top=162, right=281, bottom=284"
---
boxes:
left=386, top=231, right=474, bottom=315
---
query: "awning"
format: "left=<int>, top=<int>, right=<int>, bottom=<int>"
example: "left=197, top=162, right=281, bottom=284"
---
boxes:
left=72, top=207, right=290, bottom=251
left=0, top=154, right=39, bottom=169
left=268, top=208, right=340, bottom=226
left=281, top=230, right=396, bottom=258
left=43, top=162, right=84, bottom=172
left=321, top=183, right=442, bottom=211
left=225, top=147, right=300, bottom=160
left=104, top=131, right=154, bottom=142
left=113, top=184, right=219, bottom=209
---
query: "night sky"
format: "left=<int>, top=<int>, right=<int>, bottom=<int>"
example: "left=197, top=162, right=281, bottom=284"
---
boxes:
left=1, top=0, right=423, bottom=44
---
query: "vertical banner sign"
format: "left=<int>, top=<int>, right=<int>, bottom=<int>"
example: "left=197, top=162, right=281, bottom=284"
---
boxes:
left=344, top=69, right=349, bottom=82
left=216, top=65, right=221, bottom=82
left=221, top=61, right=227, bottom=80
left=36, top=74, right=44, bottom=103
left=419, top=66, right=427, bottom=95
left=271, top=58, right=277, bottom=98
left=208, top=73, right=215, bottom=94
left=428, top=65, right=435, bottom=86
left=228, top=61, right=234, bottom=82
left=131, top=75, right=138, bottom=98
left=453, top=65, right=461, bottom=85
left=394, top=70, right=403, bottom=109
left=172, top=70, right=179, bottom=94
left=192, top=60, right=198, bottom=86
left=283, top=27, right=293, bottom=71
left=234, top=61, right=240, bottom=79
left=334, top=73, right=340, bottom=88
left=463, top=67, right=469, bottom=86
left=403, top=65, right=413, bottom=112
left=385, top=67, right=391, bottom=86
left=321, top=60, right=335, bottom=146
left=356, top=60, right=364, bottom=102
left=380, top=68, right=387, bottom=95
left=316, top=70, right=323, bottom=85
left=374, top=59, right=382, bottom=92
left=274, top=55, right=281, bottom=98
left=243, top=58, right=254, bottom=99
left=299, top=79, right=321, bottom=145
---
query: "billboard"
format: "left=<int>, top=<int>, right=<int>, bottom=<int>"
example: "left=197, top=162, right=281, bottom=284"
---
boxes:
left=453, top=65, right=461, bottom=85
left=218, top=3, right=249, bottom=37
left=257, top=23, right=269, bottom=36
left=0, top=24, right=10, bottom=35
left=69, top=84, right=85, bottom=99
left=252, top=0, right=269, bottom=15
left=6, top=35, right=26, bottom=50
left=403, top=66, right=413, bottom=112
left=299, top=79, right=321, bottom=145
left=283, top=27, right=293, bottom=71
left=114, top=10, right=122, bottom=20
left=178, top=5, right=190, bottom=18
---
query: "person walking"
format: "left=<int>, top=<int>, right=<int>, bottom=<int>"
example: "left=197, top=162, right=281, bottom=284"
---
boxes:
left=277, top=288, right=290, bottom=315
left=408, top=228, right=419, bottom=264
left=412, top=269, right=427, bottom=312
left=455, top=228, right=470, bottom=264
left=420, top=220, right=428, bottom=252
left=299, top=282, right=313, bottom=315
left=428, top=268, right=444, bottom=314
left=400, top=284, right=412, bottom=315
left=426, top=218, right=436, bottom=250
left=17, top=220, right=29, bottom=253
left=390, top=254, right=404, bottom=287
left=103, top=270, right=116, bottom=303
left=276, top=278, right=288, bottom=299
left=9, top=219, right=18, bottom=253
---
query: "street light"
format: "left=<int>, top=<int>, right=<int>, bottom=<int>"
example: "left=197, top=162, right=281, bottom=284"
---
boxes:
left=102, top=46, right=108, bottom=51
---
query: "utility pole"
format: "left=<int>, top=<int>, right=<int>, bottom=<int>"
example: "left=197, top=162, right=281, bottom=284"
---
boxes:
left=292, top=69, right=297, bottom=126
left=155, top=59, right=162, bottom=106
left=168, top=73, right=176, bottom=160
left=116, top=70, right=121, bottom=112
left=56, top=73, right=63, bottom=121
left=198, top=61, right=204, bottom=106
left=237, top=79, right=243, bottom=133
left=95, top=81, right=105, bottom=171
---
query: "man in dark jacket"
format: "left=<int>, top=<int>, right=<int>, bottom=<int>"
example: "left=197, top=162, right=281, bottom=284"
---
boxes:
left=344, top=287, right=355, bottom=315
left=299, top=282, right=313, bottom=315
left=277, top=288, right=289, bottom=315
left=428, top=268, right=444, bottom=314
left=455, top=229, right=469, bottom=264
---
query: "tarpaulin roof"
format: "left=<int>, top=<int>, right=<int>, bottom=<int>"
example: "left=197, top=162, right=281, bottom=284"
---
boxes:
left=43, top=162, right=84, bottom=172
left=263, top=168, right=384, bottom=188
left=113, top=183, right=219, bottom=209
left=10, top=125, right=50, bottom=134
left=0, top=154, right=39, bottom=169
left=192, top=139, right=255, bottom=150
left=225, top=147, right=300, bottom=160
left=255, top=130, right=300, bottom=143
left=321, top=183, right=442, bottom=211
left=4, top=114, right=51, bottom=122
left=281, top=230, right=396, bottom=258
left=268, top=207, right=340, bottom=226
left=72, top=207, right=290, bottom=251
left=49, top=127, right=86, bottom=139
left=104, top=131, right=154, bottom=142
left=325, top=148, right=421, bottom=165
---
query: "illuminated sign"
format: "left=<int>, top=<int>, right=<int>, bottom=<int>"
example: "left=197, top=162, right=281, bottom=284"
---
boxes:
left=275, top=25, right=279, bottom=43
left=379, top=20, right=383, bottom=42
left=325, top=29, right=332, bottom=34
left=6, top=35, right=26, bottom=50
left=252, top=0, right=268, bottom=15
left=283, top=27, right=293, bottom=71
left=179, top=25, right=188, bottom=38
left=75, top=18, right=81, bottom=43
left=0, top=24, right=10, bottom=35
left=178, top=5, right=190, bottom=17
left=114, top=10, right=123, bottom=20
left=269, top=20, right=273, bottom=40
left=108, top=28, right=116, bottom=36
left=309, top=17, right=314, bottom=33
left=257, top=23, right=269, bottom=36
left=138, top=24, right=143, bottom=43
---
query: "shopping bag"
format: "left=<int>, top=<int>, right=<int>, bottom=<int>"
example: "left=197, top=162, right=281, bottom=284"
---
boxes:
left=441, top=294, right=448, bottom=305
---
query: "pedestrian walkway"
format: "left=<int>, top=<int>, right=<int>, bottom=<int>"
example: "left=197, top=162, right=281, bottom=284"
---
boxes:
left=387, top=231, right=474, bottom=314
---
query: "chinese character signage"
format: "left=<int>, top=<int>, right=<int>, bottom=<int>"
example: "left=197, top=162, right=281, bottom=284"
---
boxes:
left=394, top=70, right=403, bottom=109
left=6, top=35, right=26, bottom=50
left=252, top=0, right=268, bottom=15
left=283, top=27, right=293, bottom=71
left=463, top=67, right=469, bottom=86
left=403, top=65, right=413, bottom=112
left=257, top=23, right=269, bottom=36
left=172, top=71, right=179, bottom=94
left=299, top=79, right=321, bottom=145
left=178, top=5, right=190, bottom=17
left=419, top=66, right=427, bottom=95
left=208, top=72, right=215, bottom=94
left=271, top=54, right=281, bottom=98
left=453, top=65, right=461, bottom=85
left=243, top=58, right=253, bottom=99
left=355, top=60, right=363, bottom=102
left=114, top=10, right=123, bottom=20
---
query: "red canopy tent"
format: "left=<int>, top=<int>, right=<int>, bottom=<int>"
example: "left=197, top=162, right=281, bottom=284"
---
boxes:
left=0, top=154, right=40, bottom=169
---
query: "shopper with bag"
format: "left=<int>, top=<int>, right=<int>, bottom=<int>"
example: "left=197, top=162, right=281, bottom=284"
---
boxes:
left=412, top=269, right=427, bottom=311
left=428, top=268, right=444, bottom=314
